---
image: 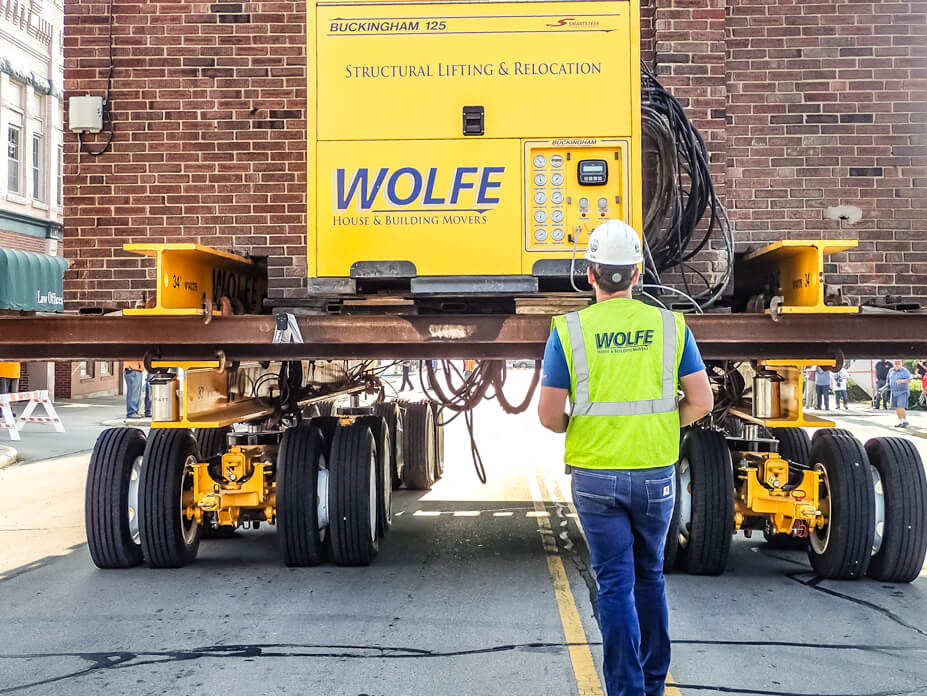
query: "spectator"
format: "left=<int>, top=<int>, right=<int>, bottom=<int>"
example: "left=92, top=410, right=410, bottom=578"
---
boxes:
left=814, top=366, right=832, bottom=411
left=873, top=358, right=892, bottom=410
left=921, top=370, right=927, bottom=409
left=398, top=360, right=414, bottom=392
left=0, top=361, right=20, bottom=394
left=888, top=359, right=911, bottom=428
left=833, top=367, right=849, bottom=410
left=124, top=360, right=151, bottom=420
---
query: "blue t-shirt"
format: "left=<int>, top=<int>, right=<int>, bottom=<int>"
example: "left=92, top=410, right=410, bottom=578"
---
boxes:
left=889, top=367, right=911, bottom=395
left=542, top=325, right=706, bottom=389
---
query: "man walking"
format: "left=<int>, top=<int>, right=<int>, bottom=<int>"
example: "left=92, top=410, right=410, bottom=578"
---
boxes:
left=873, top=358, right=892, bottom=409
left=814, top=366, right=831, bottom=411
left=888, top=359, right=911, bottom=428
left=538, top=220, right=713, bottom=696
left=833, top=366, right=849, bottom=410
left=123, top=360, right=151, bottom=419
left=398, top=360, right=414, bottom=392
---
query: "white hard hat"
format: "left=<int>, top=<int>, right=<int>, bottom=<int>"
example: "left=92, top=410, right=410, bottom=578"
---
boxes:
left=584, top=219, right=643, bottom=266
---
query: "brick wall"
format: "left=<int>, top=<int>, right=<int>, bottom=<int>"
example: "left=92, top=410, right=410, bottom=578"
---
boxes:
left=0, top=229, right=49, bottom=254
left=63, top=0, right=926, bottom=307
left=63, top=0, right=307, bottom=308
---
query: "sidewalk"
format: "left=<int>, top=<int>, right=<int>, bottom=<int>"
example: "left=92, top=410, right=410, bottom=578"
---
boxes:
left=0, top=395, right=134, bottom=467
left=806, top=400, right=927, bottom=439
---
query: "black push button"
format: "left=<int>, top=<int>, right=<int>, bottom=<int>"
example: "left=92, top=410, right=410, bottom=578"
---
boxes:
left=462, top=106, right=484, bottom=136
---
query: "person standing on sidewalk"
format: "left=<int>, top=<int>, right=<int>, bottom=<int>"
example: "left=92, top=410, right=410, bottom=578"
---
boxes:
left=537, top=220, right=713, bottom=696
left=814, top=366, right=832, bottom=411
left=833, top=367, right=849, bottom=410
left=888, top=359, right=911, bottom=428
left=123, top=360, right=151, bottom=419
left=0, top=362, right=20, bottom=394
left=398, top=360, right=414, bottom=392
left=874, top=358, right=892, bottom=409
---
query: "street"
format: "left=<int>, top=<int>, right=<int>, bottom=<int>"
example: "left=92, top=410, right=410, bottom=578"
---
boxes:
left=1, top=375, right=926, bottom=696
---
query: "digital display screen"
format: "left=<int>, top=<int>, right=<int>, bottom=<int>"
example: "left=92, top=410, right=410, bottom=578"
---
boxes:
left=580, top=162, right=605, bottom=173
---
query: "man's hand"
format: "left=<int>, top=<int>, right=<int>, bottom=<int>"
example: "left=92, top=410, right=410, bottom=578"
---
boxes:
left=538, top=386, right=570, bottom=433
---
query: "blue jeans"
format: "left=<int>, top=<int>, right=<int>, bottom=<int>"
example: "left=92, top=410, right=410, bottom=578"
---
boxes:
left=571, top=464, right=676, bottom=696
left=834, top=389, right=848, bottom=408
left=815, top=384, right=830, bottom=410
left=125, top=369, right=151, bottom=417
left=874, top=379, right=888, bottom=409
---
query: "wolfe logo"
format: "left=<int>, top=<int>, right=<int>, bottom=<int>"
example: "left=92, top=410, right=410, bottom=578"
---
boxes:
left=334, top=166, right=505, bottom=213
left=546, top=17, right=601, bottom=28
left=595, top=329, right=655, bottom=352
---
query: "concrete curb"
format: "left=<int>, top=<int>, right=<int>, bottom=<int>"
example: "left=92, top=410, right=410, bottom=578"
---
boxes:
left=0, top=444, right=19, bottom=470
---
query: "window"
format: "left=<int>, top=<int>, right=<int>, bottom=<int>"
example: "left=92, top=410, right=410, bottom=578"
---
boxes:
left=78, top=361, right=92, bottom=378
left=32, top=134, right=43, bottom=201
left=57, top=145, right=62, bottom=205
left=7, top=125, right=21, bottom=194
left=99, top=362, right=112, bottom=377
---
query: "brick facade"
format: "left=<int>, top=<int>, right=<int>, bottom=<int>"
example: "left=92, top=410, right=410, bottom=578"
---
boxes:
left=63, top=0, right=926, bottom=307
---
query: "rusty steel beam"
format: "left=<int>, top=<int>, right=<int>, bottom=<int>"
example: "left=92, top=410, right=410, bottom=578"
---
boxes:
left=0, top=312, right=925, bottom=362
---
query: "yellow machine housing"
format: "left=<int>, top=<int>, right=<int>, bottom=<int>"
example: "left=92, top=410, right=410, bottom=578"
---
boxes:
left=308, top=0, right=643, bottom=288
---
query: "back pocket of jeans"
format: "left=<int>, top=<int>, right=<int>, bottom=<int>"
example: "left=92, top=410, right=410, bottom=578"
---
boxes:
left=572, top=470, right=616, bottom=504
left=645, top=475, right=674, bottom=517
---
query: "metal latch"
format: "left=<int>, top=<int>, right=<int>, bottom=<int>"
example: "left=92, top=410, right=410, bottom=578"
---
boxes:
left=273, top=312, right=303, bottom=344
left=462, top=106, right=484, bottom=136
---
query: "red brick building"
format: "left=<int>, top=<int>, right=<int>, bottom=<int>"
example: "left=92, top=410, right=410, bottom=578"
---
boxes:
left=62, top=0, right=927, bottom=308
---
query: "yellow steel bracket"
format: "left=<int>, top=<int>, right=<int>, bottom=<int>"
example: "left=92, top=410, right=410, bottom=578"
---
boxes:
left=732, top=359, right=835, bottom=429
left=189, top=459, right=275, bottom=528
left=736, top=456, right=823, bottom=535
left=153, top=363, right=277, bottom=429
left=123, top=243, right=266, bottom=316
left=740, top=240, right=860, bottom=316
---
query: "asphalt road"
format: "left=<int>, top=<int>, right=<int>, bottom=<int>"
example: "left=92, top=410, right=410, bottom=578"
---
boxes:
left=1, top=376, right=926, bottom=696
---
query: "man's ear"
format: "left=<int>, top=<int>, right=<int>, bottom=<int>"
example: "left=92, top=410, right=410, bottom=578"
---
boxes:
left=586, top=265, right=596, bottom=288
left=632, top=265, right=641, bottom=286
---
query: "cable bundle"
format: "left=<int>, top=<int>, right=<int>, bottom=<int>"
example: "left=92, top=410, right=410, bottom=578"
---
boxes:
left=640, top=63, right=734, bottom=312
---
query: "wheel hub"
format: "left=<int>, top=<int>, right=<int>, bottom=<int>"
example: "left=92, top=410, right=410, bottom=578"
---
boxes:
left=870, top=464, right=885, bottom=555
left=677, top=458, right=692, bottom=549
left=127, top=455, right=143, bottom=545
left=809, top=463, right=832, bottom=556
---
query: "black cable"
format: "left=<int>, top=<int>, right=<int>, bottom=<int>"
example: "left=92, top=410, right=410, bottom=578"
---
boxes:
left=80, top=0, right=116, bottom=157
left=640, top=62, right=733, bottom=311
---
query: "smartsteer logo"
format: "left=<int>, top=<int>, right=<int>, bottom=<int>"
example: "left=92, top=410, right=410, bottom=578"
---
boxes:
left=595, top=329, right=655, bottom=354
left=332, top=166, right=504, bottom=227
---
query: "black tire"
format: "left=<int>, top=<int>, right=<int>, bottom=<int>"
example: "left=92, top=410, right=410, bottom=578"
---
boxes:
left=865, top=437, right=927, bottom=583
left=310, top=416, right=340, bottom=459
left=192, top=426, right=230, bottom=461
left=770, top=427, right=811, bottom=465
left=138, top=429, right=202, bottom=568
left=807, top=431, right=875, bottom=580
left=329, top=424, right=379, bottom=566
left=373, top=401, right=405, bottom=489
left=812, top=427, right=855, bottom=443
left=429, top=401, right=445, bottom=480
left=663, top=465, right=681, bottom=573
left=278, top=423, right=328, bottom=567
left=317, top=400, right=335, bottom=417
left=403, top=402, right=436, bottom=490
left=85, top=427, right=147, bottom=569
left=356, top=415, right=392, bottom=538
left=676, top=429, right=734, bottom=575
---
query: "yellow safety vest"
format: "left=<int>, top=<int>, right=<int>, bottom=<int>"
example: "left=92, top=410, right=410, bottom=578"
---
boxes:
left=552, top=297, right=685, bottom=470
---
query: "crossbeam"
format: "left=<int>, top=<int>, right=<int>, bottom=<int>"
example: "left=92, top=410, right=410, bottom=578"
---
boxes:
left=0, top=312, right=925, bottom=362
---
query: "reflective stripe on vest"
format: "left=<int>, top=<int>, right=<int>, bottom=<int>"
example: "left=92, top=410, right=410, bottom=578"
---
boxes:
left=564, top=308, right=678, bottom=417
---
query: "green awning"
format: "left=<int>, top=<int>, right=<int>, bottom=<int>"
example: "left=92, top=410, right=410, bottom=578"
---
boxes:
left=0, top=248, right=68, bottom=312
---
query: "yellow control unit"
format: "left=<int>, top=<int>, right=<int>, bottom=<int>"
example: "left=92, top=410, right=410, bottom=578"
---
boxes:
left=308, top=0, right=642, bottom=292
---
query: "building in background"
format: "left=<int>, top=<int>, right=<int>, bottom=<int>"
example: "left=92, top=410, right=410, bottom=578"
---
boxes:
left=0, top=1, right=114, bottom=398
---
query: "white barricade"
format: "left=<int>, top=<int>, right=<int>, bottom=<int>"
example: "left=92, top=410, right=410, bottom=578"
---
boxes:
left=0, top=390, right=65, bottom=441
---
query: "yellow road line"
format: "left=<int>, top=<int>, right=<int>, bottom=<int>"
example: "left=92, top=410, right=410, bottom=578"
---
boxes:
left=531, top=467, right=684, bottom=696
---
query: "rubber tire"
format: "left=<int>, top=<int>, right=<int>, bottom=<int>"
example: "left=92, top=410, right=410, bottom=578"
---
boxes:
left=812, top=427, right=855, bottom=443
left=807, top=431, right=875, bottom=580
left=356, top=415, right=392, bottom=538
left=403, top=402, right=436, bottom=491
left=662, top=465, right=682, bottom=573
left=373, top=401, right=405, bottom=489
left=317, top=400, right=335, bottom=418
left=429, top=401, right=445, bottom=480
left=278, top=423, right=328, bottom=567
left=329, top=423, right=379, bottom=566
left=770, top=427, right=811, bottom=465
left=138, top=429, right=202, bottom=568
left=85, top=427, right=147, bottom=569
left=310, top=416, right=340, bottom=459
left=865, top=437, right=927, bottom=583
left=677, top=429, right=734, bottom=575
left=192, top=426, right=230, bottom=461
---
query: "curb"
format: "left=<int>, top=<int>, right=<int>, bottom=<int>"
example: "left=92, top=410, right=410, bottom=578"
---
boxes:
left=0, top=444, right=19, bottom=470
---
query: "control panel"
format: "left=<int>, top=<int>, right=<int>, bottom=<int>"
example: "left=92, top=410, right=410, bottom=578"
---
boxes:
left=523, top=139, right=629, bottom=252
